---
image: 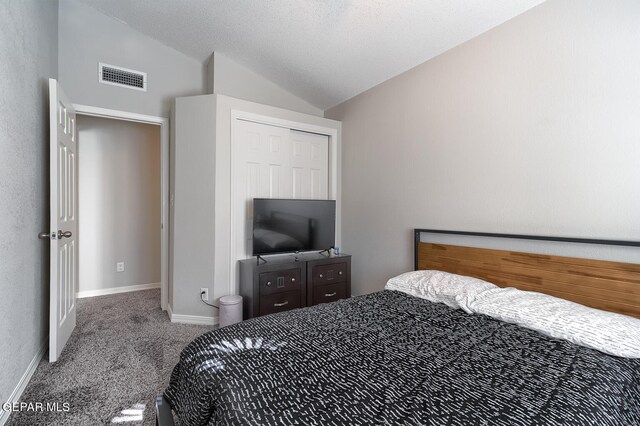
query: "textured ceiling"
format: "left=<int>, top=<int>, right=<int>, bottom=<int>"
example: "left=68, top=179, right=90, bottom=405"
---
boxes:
left=78, top=0, right=546, bottom=110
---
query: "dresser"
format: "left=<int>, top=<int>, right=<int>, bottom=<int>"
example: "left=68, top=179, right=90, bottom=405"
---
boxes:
left=239, top=253, right=351, bottom=319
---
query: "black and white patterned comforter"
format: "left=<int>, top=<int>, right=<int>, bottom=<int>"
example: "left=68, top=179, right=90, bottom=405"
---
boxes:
left=165, top=290, right=640, bottom=425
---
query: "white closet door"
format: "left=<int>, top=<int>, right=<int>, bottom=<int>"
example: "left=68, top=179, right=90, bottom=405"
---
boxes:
left=234, top=120, right=329, bottom=261
left=289, top=130, right=329, bottom=199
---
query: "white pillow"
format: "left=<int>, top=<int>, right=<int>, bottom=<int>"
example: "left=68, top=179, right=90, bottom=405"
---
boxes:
left=469, top=287, right=640, bottom=359
left=385, top=270, right=497, bottom=313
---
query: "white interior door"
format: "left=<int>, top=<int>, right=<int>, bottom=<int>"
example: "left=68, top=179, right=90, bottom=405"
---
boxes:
left=48, top=78, right=78, bottom=362
left=233, top=120, right=330, bottom=261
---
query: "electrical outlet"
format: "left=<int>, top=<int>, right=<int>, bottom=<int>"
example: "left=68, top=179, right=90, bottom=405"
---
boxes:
left=116, top=262, right=125, bottom=272
left=200, top=288, right=209, bottom=301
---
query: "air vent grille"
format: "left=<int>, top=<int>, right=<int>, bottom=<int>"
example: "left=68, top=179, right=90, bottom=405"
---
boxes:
left=99, top=63, right=147, bottom=91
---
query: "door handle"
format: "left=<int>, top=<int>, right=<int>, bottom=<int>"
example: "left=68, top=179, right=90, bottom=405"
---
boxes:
left=39, top=231, right=72, bottom=240
left=58, top=230, right=72, bottom=239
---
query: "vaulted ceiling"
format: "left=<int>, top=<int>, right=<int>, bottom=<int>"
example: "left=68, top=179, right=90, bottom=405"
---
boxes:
left=78, top=0, right=546, bottom=110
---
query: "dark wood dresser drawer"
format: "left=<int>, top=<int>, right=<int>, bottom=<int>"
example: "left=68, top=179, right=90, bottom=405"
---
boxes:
left=312, top=262, right=347, bottom=285
left=239, top=254, right=349, bottom=319
left=312, top=282, right=347, bottom=305
left=259, top=268, right=301, bottom=295
left=260, top=291, right=302, bottom=315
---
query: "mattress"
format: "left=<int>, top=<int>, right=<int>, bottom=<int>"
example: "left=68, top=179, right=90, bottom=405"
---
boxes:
left=164, top=290, right=640, bottom=425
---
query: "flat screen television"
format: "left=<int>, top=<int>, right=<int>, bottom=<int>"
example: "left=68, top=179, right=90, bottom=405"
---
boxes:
left=252, top=198, right=336, bottom=256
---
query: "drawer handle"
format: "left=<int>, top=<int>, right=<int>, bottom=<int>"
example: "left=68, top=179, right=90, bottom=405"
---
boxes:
left=319, top=274, right=323, bottom=278
left=324, top=292, right=337, bottom=297
left=274, top=301, right=289, bottom=307
left=266, top=281, right=272, bottom=287
left=339, top=271, right=343, bottom=275
left=291, top=278, right=295, bottom=282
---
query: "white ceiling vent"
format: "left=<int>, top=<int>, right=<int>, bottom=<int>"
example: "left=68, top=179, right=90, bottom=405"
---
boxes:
left=98, top=63, right=147, bottom=91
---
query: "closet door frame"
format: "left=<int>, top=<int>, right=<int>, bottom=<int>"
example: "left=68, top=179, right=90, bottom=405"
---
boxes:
left=229, top=110, right=340, bottom=296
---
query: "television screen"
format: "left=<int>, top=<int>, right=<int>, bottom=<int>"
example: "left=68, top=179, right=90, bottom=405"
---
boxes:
left=252, top=198, right=336, bottom=256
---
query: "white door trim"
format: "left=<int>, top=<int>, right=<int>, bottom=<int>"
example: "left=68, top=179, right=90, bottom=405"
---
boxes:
left=229, top=110, right=341, bottom=296
left=73, top=104, right=170, bottom=311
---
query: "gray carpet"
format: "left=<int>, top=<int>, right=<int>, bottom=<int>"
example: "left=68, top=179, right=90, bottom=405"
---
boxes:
left=7, top=289, right=212, bottom=426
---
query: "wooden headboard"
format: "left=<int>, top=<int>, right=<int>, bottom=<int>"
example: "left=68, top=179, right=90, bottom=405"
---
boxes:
left=414, top=229, right=640, bottom=318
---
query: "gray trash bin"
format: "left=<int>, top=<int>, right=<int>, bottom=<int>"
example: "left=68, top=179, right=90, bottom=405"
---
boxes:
left=219, top=295, right=243, bottom=328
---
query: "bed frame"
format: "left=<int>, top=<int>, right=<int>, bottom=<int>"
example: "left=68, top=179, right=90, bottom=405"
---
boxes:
left=414, top=229, right=640, bottom=318
left=155, top=395, right=173, bottom=426
left=156, top=229, right=640, bottom=424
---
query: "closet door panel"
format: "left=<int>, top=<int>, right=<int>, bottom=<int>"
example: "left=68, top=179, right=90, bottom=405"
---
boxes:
left=234, top=121, right=330, bottom=261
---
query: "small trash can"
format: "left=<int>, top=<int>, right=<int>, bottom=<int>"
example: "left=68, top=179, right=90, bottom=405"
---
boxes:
left=219, top=295, right=243, bottom=328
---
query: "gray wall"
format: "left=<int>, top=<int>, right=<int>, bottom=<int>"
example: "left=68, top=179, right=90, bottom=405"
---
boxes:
left=171, top=96, right=216, bottom=317
left=78, top=116, right=161, bottom=293
left=0, top=0, right=58, bottom=416
left=58, top=0, right=205, bottom=117
left=326, top=0, right=640, bottom=295
left=211, top=52, right=323, bottom=116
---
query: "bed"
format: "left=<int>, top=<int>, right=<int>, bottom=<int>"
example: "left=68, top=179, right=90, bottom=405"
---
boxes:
left=157, top=229, right=640, bottom=426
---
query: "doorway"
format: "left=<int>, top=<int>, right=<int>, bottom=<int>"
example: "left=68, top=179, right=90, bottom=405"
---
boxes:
left=74, top=105, right=169, bottom=311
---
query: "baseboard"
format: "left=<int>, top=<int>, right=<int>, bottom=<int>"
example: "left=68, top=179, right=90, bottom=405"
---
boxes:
left=76, top=282, right=160, bottom=299
left=0, top=338, right=48, bottom=426
left=167, top=304, right=217, bottom=325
